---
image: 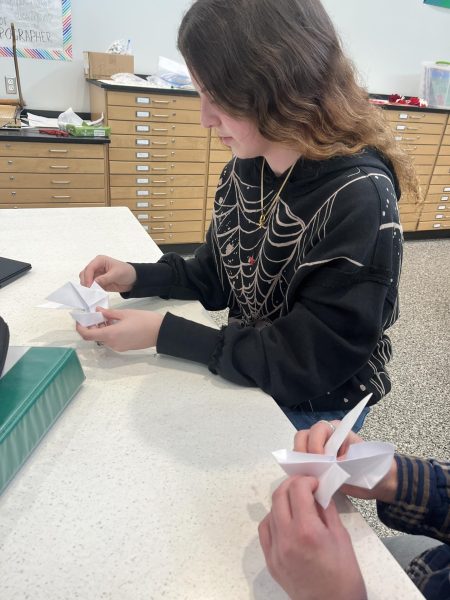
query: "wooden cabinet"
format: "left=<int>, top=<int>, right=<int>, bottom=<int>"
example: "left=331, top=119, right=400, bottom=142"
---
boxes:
left=383, top=108, right=447, bottom=232
left=91, top=84, right=209, bottom=245
left=0, top=140, right=108, bottom=208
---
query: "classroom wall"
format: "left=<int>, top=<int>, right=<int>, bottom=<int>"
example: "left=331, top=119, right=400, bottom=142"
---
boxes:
left=0, top=0, right=449, bottom=113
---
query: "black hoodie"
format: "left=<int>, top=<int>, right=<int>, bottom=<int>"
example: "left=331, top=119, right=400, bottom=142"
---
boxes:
left=125, top=148, right=403, bottom=412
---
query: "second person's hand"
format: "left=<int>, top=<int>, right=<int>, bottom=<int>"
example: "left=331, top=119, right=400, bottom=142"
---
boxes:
left=76, top=308, right=164, bottom=351
left=293, top=421, right=398, bottom=503
left=79, top=255, right=137, bottom=292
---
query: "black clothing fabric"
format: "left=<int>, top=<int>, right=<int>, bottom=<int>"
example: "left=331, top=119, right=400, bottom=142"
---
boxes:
left=125, top=148, right=403, bottom=412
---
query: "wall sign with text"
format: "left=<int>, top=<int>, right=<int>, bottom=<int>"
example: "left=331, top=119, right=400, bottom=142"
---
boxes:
left=0, top=0, right=72, bottom=60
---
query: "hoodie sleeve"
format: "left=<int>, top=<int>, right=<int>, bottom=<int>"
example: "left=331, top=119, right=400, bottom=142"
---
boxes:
left=156, top=171, right=402, bottom=410
left=122, top=226, right=231, bottom=311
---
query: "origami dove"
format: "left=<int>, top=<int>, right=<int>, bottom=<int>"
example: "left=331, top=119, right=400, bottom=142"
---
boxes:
left=273, top=394, right=395, bottom=508
left=41, top=281, right=109, bottom=326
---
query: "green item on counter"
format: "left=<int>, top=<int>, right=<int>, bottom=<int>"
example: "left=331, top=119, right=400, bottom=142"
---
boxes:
left=0, top=347, right=85, bottom=494
left=66, top=123, right=111, bottom=137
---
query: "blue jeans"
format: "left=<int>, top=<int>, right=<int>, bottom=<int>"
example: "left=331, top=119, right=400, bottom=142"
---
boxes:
left=280, top=406, right=370, bottom=432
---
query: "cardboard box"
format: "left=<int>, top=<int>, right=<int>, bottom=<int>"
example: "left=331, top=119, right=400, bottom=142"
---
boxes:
left=83, top=51, right=134, bottom=80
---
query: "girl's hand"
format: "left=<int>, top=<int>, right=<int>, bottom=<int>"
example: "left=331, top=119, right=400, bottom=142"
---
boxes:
left=79, top=255, right=137, bottom=292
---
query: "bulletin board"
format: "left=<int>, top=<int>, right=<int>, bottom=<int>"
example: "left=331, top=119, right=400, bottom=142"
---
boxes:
left=0, top=0, right=72, bottom=60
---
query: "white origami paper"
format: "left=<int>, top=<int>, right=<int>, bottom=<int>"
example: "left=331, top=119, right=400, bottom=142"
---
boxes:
left=41, top=281, right=109, bottom=326
left=273, top=394, right=395, bottom=508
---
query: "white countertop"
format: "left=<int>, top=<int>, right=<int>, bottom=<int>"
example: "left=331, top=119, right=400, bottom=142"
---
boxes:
left=0, top=208, right=423, bottom=599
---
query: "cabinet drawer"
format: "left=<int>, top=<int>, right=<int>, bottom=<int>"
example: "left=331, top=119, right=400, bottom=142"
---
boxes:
left=210, top=137, right=229, bottom=150
left=0, top=173, right=105, bottom=188
left=0, top=141, right=105, bottom=159
left=109, top=148, right=207, bottom=162
left=430, top=175, right=450, bottom=186
left=399, top=204, right=420, bottom=215
left=0, top=202, right=104, bottom=209
left=403, top=145, right=439, bottom=156
left=209, top=149, right=233, bottom=162
left=109, top=120, right=206, bottom=137
left=394, top=133, right=442, bottom=145
left=107, top=91, right=199, bottom=111
left=410, top=154, right=437, bottom=166
left=109, top=174, right=205, bottom=187
left=424, top=193, right=450, bottom=204
left=143, top=220, right=202, bottom=233
left=111, top=197, right=204, bottom=210
left=132, top=209, right=203, bottom=222
left=0, top=157, right=105, bottom=173
left=383, top=110, right=447, bottom=124
left=0, top=188, right=106, bottom=203
left=108, top=106, right=200, bottom=124
left=110, top=186, right=204, bottom=201
left=390, top=121, right=445, bottom=135
left=400, top=213, right=419, bottom=225
left=402, top=221, right=418, bottom=232
left=421, top=203, right=450, bottom=214
left=110, top=134, right=208, bottom=150
left=109, top=161, right=205, bottom=175
left=442, top=134, right=450, bottom=146
left=428, top=184, right=450, bottom=194
left=436, top=153, right=450, bottom=166
left=433, top=165, right=450, bottom=175
left=149, top=231, right=203, bottom=244
left=209, top=162, right=228, bottom=176
left=414, top=164, right=434, bottom=175
left=417, top=220, right=450, bottom=231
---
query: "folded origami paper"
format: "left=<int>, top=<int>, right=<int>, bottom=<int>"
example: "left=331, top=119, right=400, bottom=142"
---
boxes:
left=41, top=281, right=109, bottom=326
left=273, top=394, right=395, bottom=508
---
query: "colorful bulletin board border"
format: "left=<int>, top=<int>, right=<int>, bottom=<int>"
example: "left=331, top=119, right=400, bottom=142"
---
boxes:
left=0, top=0, right=72, bottom=61
left=424, top=0, right=450, bottom=8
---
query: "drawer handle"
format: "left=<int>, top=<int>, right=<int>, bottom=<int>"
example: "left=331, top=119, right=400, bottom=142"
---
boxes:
left=152, top=226, right=166, bottom=231
left=152, top=203, right=167, bottom=207
left=410, top=115, right=426, bottom=120
left=152, top=141, right=168, bottom=146
left=153, top=128, right=169, bottom=132
left=153, top=99, right=170, bottom=104
left=151, top=216, right=165, bottom=220
left=404, top=137, right=419, bottom=141
left=9, top=176, right=15, bottom=180
left=153, top=154, right=168, bottom=158
left=10, top=191, right=16, bottom=195
left=153, top=192, right=167, bottom=196
left=7, top=160, right=13, bottom=164
left=52, top=195, right=71, bottom=199
left=152, top=167, right=168, bottom=171
left=405, top=146, right=418, bottom=151
left=153, top=113, right=170, bottom=118
left=5, top=143, right=11, bottom=148
left=49, top=148, right=68, bottom=153
left=51, top=180, right=71, bottom=184
left=50, top=165, right=69, bottom=169
left=153, top=179, right=168, bottom=183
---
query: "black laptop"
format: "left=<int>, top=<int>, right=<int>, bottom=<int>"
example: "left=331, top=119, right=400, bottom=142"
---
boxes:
left=0, top=257, right=32, bottom=288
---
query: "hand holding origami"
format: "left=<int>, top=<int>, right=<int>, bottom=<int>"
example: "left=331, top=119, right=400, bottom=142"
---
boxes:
left=40, top=281, right=109, bottom=326
left=273, top=395, right=395, bottom=508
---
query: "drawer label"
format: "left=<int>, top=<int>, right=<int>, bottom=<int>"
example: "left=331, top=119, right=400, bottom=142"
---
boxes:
left=137, top=178, right=149, bottom=184
left=136, top=97, right=150, bottom=104
left=136, top=139, right=149, bottom=146
left=136, top=152, right=149, bottom=158
left=395, top=136, right=403, bottom=141
left=435, top=214, right=443, bottom=219
left=136, top=165, right=149, bottom=171
left=136, top=111, right=150, bottom=118
left=136, top=125, right=149, bottom=132
left=399, top=113, right=408, bottom=119
left=137, top=213, right=149, bottom=220
left=137, top=190, right=149, bottom=196
left=438, top=205, right=447, bottom=210
left=441, top=195, right=449, bottom=200
left=396, top=125, right=406, bottom=130
left=444, top=187, right=450, bottom=192
left=433, top=223, right=441, bottom=228
left=136, top=201, right=149, bottom=207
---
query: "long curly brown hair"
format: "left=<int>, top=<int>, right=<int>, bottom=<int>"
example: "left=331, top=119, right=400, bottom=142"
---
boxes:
left=178, top=0, right=420, bottom=202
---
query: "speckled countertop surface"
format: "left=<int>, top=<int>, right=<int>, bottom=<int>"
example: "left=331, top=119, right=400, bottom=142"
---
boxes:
left=0, top=208, right=424, bottom=599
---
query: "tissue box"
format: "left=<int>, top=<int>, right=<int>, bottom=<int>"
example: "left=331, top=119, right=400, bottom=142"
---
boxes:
left=66, top=124, right=111, bottom=138
left=0, top=347, right=85, bottom=494
left=421, top=62, right=450, bottom=109
left=83, top=51, right=134, bottom=80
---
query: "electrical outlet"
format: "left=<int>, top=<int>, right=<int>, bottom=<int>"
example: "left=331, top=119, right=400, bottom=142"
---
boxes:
left=5, top=76, right=17, bottom=95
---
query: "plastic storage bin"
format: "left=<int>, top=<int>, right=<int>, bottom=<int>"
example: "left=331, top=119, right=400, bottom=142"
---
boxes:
left=421, top=62, right=450, bottom=109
